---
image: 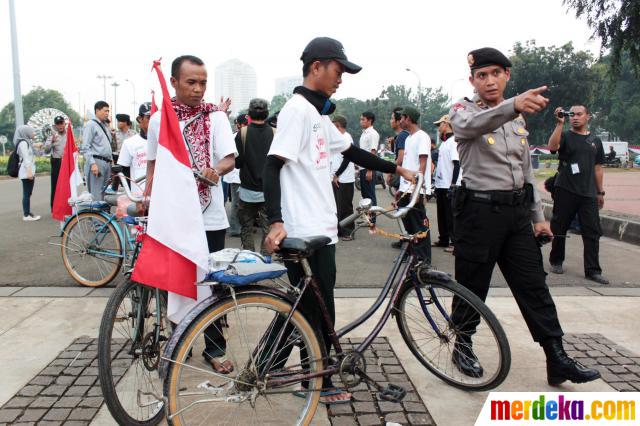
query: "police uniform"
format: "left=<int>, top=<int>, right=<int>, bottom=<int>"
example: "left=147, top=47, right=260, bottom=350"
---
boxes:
left=449, top=48, right=563, bottom=345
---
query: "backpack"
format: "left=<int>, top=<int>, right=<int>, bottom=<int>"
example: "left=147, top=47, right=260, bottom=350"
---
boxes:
left=6, top=140, right=24, bottom=178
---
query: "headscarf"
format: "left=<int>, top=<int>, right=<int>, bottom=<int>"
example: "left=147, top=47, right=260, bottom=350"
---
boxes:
left=14, top=125, right=35, bottom=145
left=172, top=99, right=219, bottom=211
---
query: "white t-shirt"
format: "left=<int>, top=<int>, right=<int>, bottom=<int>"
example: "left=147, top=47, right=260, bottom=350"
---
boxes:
left=330, top=132, right=355, bottom=183
left=223, top=132, right=241, bottom=184
left=147, top=110, right=237, bottom=231
left=268, top=94, right=351, bottom=244
left=400, top=129, right=431, bottom=194
left=359, top=126, right=380, bottom=153
left=117, top=134, right=148, bottom=190
left=434, top=136, right=462, bottom=188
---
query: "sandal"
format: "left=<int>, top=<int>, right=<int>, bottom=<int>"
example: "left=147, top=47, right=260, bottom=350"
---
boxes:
left=207, top=356, right=234, bottom=374
left=293, top=388, right=352, bottom=405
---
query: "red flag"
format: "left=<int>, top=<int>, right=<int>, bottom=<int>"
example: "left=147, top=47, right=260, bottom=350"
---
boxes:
left=150, top=90, right=158, bottom=115
left=52, top=122, right=81, bottom=221
left=131, top=61, right=209, bottom=303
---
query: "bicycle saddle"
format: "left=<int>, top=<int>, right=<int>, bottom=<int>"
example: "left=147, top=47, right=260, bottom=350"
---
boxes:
left=280, top=236, right=331, bottom=257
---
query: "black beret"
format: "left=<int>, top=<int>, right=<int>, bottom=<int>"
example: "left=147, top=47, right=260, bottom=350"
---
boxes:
left=53, top=115, right=65, bottom=124
left=467, top=47, right=512, bottom=71
left=115, top=113, right=131, bottom=123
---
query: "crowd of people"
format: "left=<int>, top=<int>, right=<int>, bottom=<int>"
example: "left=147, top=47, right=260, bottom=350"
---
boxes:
left=10, top=36, right=610, bottom=400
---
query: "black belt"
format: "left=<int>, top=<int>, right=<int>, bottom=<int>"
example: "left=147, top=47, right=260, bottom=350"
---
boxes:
left=93, top=155, right=112, bottom=163
left=465, top=188, right=528, bottom=206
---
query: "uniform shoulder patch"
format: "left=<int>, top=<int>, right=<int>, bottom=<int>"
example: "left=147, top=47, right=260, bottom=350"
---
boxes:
left=453, top=102, right=466, bottom=112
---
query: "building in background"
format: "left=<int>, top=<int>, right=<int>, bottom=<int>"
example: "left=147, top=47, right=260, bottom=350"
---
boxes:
left=214, top=59, right=257, bottom=115
left=275, top=76, right=303, bottom=96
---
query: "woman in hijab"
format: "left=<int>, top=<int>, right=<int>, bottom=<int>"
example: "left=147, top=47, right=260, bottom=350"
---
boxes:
left=15, top=125, right=41, bottom=221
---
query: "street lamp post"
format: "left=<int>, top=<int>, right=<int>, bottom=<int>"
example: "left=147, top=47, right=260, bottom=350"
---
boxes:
left=97, top=75, right=112, bottom=100
left=406, top=67, right=423, bottom=126
left=111, top=81, right=120, bottom=114
left=125, top=79, right=136, bottom=115
left=9, top=0, right=24, bottom=126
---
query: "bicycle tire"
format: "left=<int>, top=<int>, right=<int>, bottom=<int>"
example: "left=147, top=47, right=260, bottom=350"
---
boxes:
left=61, top=212, right=123, bottom=287
left=98, top=280, right=169, bottom=426
left=164, top=292, right=324, bottom=426
left=395, top=276, right=510, bottom=391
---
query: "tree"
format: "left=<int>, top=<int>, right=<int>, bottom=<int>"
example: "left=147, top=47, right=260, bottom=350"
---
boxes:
left=505, top=41, right=597, bottom=145
left=0, top=87, right=82, bottom=145
left=268, top=94, right=291, bottom=115
left=564, top=0, right=640, bottom=77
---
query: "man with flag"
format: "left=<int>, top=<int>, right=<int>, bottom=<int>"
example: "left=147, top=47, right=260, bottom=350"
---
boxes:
left=52, top=121, right=82, bottom=222
left=133, top=55, right=237, bottom=374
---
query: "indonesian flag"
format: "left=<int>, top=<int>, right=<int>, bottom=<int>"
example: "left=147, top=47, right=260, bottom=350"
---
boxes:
left=150, top=90, right=158, bottom=114
left=131, top=61, right=209, bottom=321
left=52, top=122, right=81, bottom=221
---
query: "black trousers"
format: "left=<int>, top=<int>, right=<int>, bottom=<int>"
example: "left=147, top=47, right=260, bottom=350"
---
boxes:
left=435, top=188, right=453, bottom=245
left=203, top=229, right=227, bottom=360
left=50, top=157, right=61, bottom=210
left=21, top=178, right=35, bottom=216
left=549, top=187, right=602, bottom=276
left=452, top=192, right=563, bottom=343
left=333, top=182, right=354, bottom=236
left=260, top=244, right=337, bottom=388
left=398, top=194, right=431, bottom=263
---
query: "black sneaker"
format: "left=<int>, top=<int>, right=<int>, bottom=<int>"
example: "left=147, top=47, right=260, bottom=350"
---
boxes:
left=586, top=274, right=609, bottom=285
left=452, top=339, right=483, bottom=378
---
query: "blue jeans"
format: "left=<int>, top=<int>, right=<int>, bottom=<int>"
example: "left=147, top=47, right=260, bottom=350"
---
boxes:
left=21, top=178, right=35, bottom=216
left=359, top=169, right=377, bottom=222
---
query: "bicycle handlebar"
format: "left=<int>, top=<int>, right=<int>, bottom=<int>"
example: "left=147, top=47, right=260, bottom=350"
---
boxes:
left=339, top=173, right=424, bottom=229
left=115, top=173, right=145, bottom=203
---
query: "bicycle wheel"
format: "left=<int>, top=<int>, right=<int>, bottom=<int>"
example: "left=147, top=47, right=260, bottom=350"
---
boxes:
left=164, top=292, right=324, bottom=426
left=61, top=212, right=123, bottom=287
left=395, top=275, right=510, bottom=391
left=98, top=280, right=170, bottom=426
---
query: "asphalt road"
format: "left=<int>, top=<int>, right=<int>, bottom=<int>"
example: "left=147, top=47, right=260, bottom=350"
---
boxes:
left=1, top=176, right=638, bottom=288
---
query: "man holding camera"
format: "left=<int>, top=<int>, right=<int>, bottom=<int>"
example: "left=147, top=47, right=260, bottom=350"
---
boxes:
left=547, top=105, right=608, bottom=284
left=449, top=47, right=599, bottom=386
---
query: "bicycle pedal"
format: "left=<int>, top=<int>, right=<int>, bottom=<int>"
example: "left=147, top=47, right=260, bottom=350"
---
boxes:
left=378, top=384, right=406, bottom=403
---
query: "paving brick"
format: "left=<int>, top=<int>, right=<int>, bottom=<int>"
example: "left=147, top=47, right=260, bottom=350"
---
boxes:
left=53, top=396, right=82, bottom=408
left=403, top=392, right=421, bottom=402
left=29, top=396, right=58, bottom=409
left=42, top=408, right=71, bottom=421
left=629, top=382, right=640, bottom=391
left=2, top=396, right=34, bottom=408
left=626, top=365, right=640, bottom=374
left=609, top=382, right=636, bottom=391
left=377, top=401, right=402, bottom=413
left=67, top=344, right=89, bottom=352
left=586, top=350, right=605, bottom=357
left=41, top=385, right=68, bottom=397
left=67, top=408, right=98, bottom=421
left=58, top=351, right=81, bottom=359
left=382, top=365, right=404, bottom=374
left=69, top=358, right=92, bottom=367
left=580, top=357, right=598, bottom=366
left=18, top=385, right=44, bottom=397
left=404, top=401, right=428, bottom=413
left=408, top=412, right=435, bottom=425
left=86, top=386, right=103, bottom=397
left=0, top=409, right=22, bottom=423
left=596, top=357, right=617, bottom=365
left=64, top=386, right=89, bottom=397
left=328, top=404, right=354, bottom=416
left=352, top=391, right=373, bottom=401
left=616, top=373, right=639, bottom=382
left=49, top=358, right=72, bottom=367
left=83, top=367, right=99, bottom=376
left=73, top=376, right=96, bottom=387
left=61, top=421, right=90, bottom=426
left=28, top=376, right=55, bottom=386
left=378, top=357, right=399, bottom=365
left=384, top=412, right=408, bottom=424
left=612, top=357, right=633, bottom=365
left=40, top=366, right=65, bottom=376
left=352, top=401, right=377, bottom=414
left=356, top=413, right=383, bottom=425
left=330, top=415, right=357, bottom=426
left=78, top=397, right=103, bottom=408
left=63, top=367, right=85, bottom=376
left=600, top=373, right=622, bottom=382
left=75, top=336, right=93, bottom=344
left=573, top=343, right=590, bottom=351
left=77, top=351, right=97, bottom=360
left=16, top=408, right=47, bottom=422
left=54, top=376, right=75, bottom=386
left=607, top=365, right=629, bottom=374
left=12, top=422, right=37, bottom=426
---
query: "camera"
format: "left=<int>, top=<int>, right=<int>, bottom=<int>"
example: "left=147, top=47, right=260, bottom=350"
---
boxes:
left=556, top=110, right=575, bottom=119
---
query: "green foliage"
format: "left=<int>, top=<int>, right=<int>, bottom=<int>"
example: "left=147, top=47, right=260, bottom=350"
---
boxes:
left=505, top=41, right=597, bottom=146
left=564, top=0, right=640, bottom=77
left=0, top=87, right=82, bottom=146
left=268, top=94, right=291, bottom=114
left=0, top=155, right=51, bottom=175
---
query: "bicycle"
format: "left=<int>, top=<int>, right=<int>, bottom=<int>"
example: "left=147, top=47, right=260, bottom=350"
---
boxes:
left=159, top=173, right=511, bottom=425
left=58, top=166, right=145, bottom=287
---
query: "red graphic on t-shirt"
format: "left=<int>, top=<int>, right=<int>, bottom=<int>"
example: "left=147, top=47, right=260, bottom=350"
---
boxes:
left=315, top=136, right=328, bottom=166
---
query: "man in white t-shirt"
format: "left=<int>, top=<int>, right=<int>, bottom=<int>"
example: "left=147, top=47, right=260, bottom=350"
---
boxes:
left=432, top=114, right=462, bottom=252
left=358, top=111, right=380, bottom=216
left=145, top=55, right=237, bottom=375
left=330, top=115, right=356, bottom=240
left=262, top=37, right=415, bottom=404
left=223, top=114, right=248, bottom=236
left=117, top=103, right=152, bottom=192
left=398, top=106, right=432, bottom=263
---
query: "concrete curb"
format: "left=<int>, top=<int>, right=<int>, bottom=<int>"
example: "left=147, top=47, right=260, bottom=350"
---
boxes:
left=542, top=202, right=640, bottom=246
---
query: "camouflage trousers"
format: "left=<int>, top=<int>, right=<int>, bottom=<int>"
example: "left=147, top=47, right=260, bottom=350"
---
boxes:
left=237, top=199, right=269, bottom=255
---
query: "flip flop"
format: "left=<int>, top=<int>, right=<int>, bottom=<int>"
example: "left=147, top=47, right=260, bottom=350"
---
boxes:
left=293, top=388, right=352, bottom=405
left=207, top=356, right=234, bottom=374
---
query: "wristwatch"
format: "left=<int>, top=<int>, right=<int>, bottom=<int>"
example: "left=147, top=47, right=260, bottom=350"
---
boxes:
left=597, top=191, right=605, bottom=196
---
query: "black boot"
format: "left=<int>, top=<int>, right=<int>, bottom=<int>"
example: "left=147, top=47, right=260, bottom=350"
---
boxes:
left=542, top=338, right=601, bottom=386
left=452, top=337, right=483, bottom=378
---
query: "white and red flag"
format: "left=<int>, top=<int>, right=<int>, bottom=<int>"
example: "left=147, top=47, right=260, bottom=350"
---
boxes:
left=131, top=61, right=209, bottom=321
left=52, top=121, right=81, bottom=221
left=150, top=90, right=158, bottom=115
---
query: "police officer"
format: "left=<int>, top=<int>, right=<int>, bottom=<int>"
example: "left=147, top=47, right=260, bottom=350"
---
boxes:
left=448, top=47, right=600, bottom=386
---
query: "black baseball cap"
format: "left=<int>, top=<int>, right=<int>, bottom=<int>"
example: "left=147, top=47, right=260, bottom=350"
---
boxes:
left=53, top=116, right=65, bottom=124
left=138, top=102, right=152, bottom=117
left=401, top=106, right=420, bottom=123
left=301, top=37, right=362, bottom=74
left=467, top=47, right=512, bottom=71
left=115, top=113, right=131, bottom=124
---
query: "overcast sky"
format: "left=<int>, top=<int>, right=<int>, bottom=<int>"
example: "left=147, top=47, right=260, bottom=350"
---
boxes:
left=1, top=0, right=599, bottom=120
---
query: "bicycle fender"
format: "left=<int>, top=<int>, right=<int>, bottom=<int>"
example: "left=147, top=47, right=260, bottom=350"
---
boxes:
left=159, top=286, right=297, bottom=379
left=59, top=209, right=114, bottom=237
